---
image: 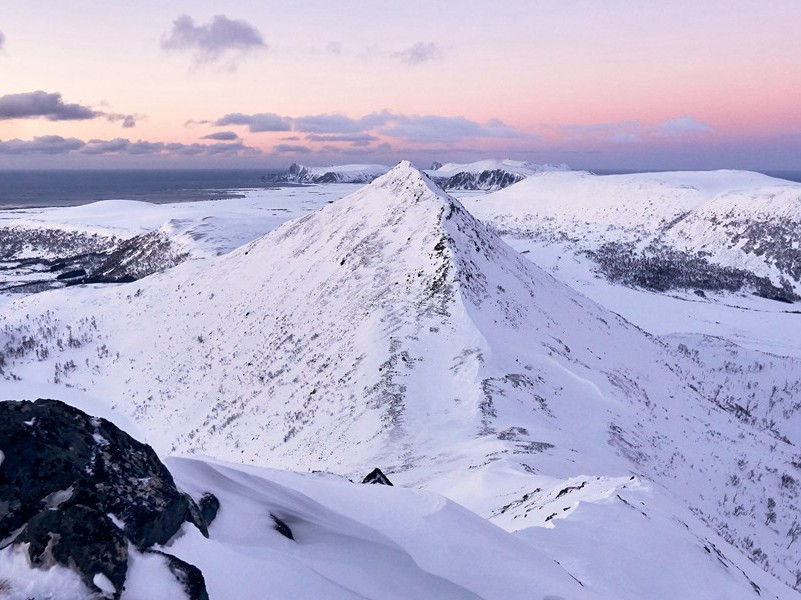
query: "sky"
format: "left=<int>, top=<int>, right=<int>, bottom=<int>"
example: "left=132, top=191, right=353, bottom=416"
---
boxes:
left=0, top=0, right=800, bottom=171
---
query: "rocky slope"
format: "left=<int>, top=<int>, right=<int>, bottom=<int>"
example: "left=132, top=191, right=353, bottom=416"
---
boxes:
left=264, top=163, right=390, bottom=184
left=0, top=399, right=217, bottom=599
left=425, top=159, right=570, bottom=190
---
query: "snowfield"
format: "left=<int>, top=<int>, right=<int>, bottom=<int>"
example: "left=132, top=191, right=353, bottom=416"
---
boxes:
left=1, top=163, right=800, bottom=598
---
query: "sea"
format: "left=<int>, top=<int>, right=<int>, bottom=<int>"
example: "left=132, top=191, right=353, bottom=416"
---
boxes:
left=0, top=169, right=285, bottom=209
left=0, top=168, right=799, bottom=210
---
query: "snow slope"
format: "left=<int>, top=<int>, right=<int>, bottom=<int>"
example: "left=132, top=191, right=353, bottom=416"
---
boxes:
left=464, top=169, right=801, bottom=293
left=1, top=163, right=800, bottom=596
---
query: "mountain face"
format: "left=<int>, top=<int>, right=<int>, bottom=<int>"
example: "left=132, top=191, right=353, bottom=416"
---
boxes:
left=425, top=159, right=570, bottom=190
left=465, top=169, right=801, bottom=297
left=264, top=162, right=391, bottom=184
left=1, top=163, right=800, bottom=596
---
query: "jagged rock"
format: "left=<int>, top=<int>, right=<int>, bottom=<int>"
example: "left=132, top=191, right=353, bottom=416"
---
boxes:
left=362, top=468, right=394, bottom=486
left=270, top=514, right=294, bottom=540
left=150, top=550, right=210, bottom=600
left=0, top=398, right=213, bottom=599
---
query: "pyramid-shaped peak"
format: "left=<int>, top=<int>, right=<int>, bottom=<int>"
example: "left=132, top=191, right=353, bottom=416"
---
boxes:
left=367, top=160, right=448, bottom=201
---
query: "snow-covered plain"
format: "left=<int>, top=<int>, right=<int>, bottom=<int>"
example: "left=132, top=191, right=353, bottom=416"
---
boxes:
left=1, top=164, right=800, bottom=599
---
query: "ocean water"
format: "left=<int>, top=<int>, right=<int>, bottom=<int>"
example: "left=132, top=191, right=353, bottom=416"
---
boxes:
left=0, top=169, right=285, bottom=209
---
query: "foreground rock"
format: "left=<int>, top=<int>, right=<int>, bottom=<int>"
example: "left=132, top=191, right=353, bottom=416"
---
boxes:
left=0, top=398, right=217, bottom=599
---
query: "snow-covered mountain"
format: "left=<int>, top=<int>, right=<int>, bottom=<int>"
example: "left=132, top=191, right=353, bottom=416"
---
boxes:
left=264, top=162, right=390, bottom=184
left=425, top=159, right=570, bottom=190
left=0, top=187, right=348, bottom=294
left=2, top=163, right=800, bottom=597
left=464, top=169, right=801, bottom=297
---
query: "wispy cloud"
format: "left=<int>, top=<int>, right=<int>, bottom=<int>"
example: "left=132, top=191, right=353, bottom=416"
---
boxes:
left=657, top=116, right=712, bottom=136
left=161, top=14, right=266, bottom=68
left=556, top=117, right=712, bottom=143
left=201, top=130, right=239, bottom=141
left=274, top=144, right=311, bottom=154
left=393, top=42, right=444, bottom=66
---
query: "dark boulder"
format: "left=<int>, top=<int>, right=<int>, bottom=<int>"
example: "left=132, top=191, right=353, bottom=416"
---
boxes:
left=0, top=398, right=217, bottom=599
left=362, top=468, right=394, bottom=486
left=271, top=513, right=294, bottom=540
left=56, top=268, right=87, bottom=280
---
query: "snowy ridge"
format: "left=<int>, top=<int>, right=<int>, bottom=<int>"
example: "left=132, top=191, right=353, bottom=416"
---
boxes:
left=264, top=162, right=391, bottom=184
left=425, top=159, right=570, bottom=190
left=465, top=169, right=801, bottom=294
left=1, top=163, right=800, bottom=596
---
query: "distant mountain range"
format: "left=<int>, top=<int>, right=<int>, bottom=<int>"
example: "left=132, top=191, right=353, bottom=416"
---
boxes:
left=264, top=159, right=569, bottom=190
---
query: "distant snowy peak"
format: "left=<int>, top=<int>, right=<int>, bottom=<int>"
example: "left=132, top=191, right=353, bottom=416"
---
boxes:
left=264, top=162, right=391, bottom=184
left=425, top=159, right=571, bottom=191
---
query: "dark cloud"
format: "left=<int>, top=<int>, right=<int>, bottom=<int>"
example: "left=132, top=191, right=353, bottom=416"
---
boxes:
left=0, top=136, right=261, bottom=158
left=161, top=14, right=266, bottom=65
left=202, top=130, right=239, bottom=141
left=0, top=91, right=99, bottom=121
left=215, top=112, right=292, bottom=132
left=0, top=136, right=85, bottom=154
left=393, top=42, right=444, bottom=66
left=0, top=91, right=136, bottom=127
left=0, top=30, right=5, bottom=51
left=274, top=144, right=311, bottom=154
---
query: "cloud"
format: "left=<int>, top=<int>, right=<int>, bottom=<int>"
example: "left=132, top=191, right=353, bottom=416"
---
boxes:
left=293, top=113, right=388, bottom=134
left=215, top=112, right=292, bottom=132
left=202, top=130, right=239, bottom=141
left=306, top=133, right=378, bottom=147
left=274, top=144, right=311, bottom=154
left=0, top=30, right=5, bottom=51
left=209, top=110, right=534, bottom=144
left=0, top=135, right=86, bottom=154
left=556, top=117, right=711, bottom=143
left=161, top=14, right=266, bottom=66
left=393, top=42, right=444, bottom=66
left=325, top=41, right=342, bottom=55
left=0, top=91, right=99, bottom=121
left=658, top=116, right=712, bottom=136
left=0, top=135, right=261, bottom=158
left=380, top=115, right=533, bottom=142
left=104, top=113, right=138, bottom=128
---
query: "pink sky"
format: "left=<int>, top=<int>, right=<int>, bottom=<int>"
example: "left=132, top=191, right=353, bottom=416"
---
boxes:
left=0, top=0, right=799, bottom=170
